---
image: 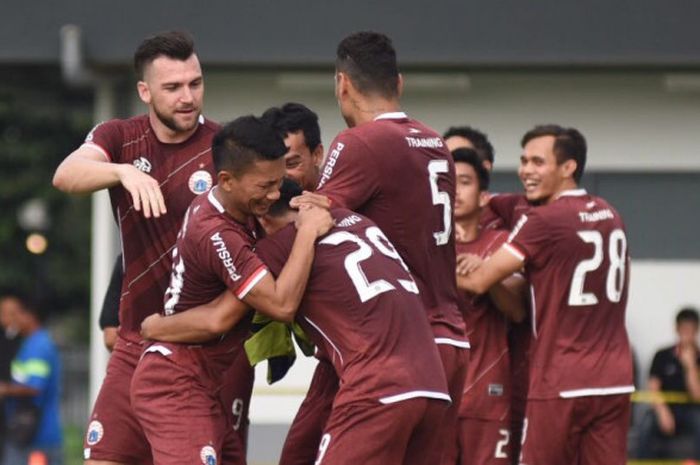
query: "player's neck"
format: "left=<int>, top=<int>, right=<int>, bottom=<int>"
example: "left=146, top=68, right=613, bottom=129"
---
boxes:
left=549, top=180, right=581, bottom=204
left=455, top=214, right=480, bottom=243
left=147, top=112, right=199, bottom=144
left=212, top=186, right=250, bottom=224
left=350, top=96, right=401, bottom=126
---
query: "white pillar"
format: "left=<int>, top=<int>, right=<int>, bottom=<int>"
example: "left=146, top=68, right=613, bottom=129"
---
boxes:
left=89, top=79, right=119, bottom=406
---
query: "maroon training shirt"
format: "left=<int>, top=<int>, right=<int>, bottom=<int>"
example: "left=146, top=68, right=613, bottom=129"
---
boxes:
left=317, top=112, right=465, bottom=346
left=256, top=208, right=450, bottom=408
left=457, top=229, right=511, bottom=420
left=83, top=115, right=219, bottom=342
left=504, top=189, right=634, bottom=399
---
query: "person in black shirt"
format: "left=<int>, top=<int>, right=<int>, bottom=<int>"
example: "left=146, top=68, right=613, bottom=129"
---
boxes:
left=99, top=255, right=122, bottom=351
left=637, top=307, right=700, bottom=459
left=0, top=294, right=24, bottom=459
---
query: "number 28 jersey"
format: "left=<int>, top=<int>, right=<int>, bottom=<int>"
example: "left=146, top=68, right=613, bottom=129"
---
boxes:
left=504, top=189, right=634, bottom=400
left=317, top=112, right=465, bottom=345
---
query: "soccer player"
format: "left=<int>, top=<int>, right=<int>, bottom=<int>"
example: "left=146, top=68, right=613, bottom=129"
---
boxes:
left=256, top=179, right=450, bottom=465
left=131, top=116, right=334, bottom=465
left=262, top=102, right=339, bottom=465
left=262, top=102, right=325, bottom=191
left=292, top=31, right=469, bottom=462
left=449, top=148, right=527, bottom=465
left=51, top=31, right=229, bottom=465
left=456, top=125, right=634, bottom=465
left=443, top=126, right=496, bottom=171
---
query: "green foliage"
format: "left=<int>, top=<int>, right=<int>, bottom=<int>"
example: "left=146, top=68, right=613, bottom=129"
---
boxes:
left=0, top=67, right=93, bottom=321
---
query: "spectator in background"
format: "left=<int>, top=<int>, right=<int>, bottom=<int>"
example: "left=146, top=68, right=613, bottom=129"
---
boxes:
left=0, top=293, right=63, bottom=465
left=0, top=295, right=23, bottom=459
left=99, top=255, right=122, bottom=351
left=637, top=307, right=700, bottom=459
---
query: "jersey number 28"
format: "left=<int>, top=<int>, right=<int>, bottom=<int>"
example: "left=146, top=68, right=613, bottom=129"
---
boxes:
left=568, top=228, right=627, bottom=306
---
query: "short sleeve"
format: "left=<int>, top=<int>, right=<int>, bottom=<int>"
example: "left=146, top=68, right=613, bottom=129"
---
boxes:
left=207, top=228, right=269, bottom=299
left=504, top=211, right=551, bottom=265
left=316, top=133, right=378, bottom=210
left=489, top=194, right=523, bottom=229
left=81, top=120, right=123, bottom=162
left=11, top=341, right=52, bottom=392
left=649, top=349, right=665, bottom=379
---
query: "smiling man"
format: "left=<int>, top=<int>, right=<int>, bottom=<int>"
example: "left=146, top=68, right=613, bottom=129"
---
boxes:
left=457, top=125, right=634, bottom=465
left=53, top=31, right=223, bottom=465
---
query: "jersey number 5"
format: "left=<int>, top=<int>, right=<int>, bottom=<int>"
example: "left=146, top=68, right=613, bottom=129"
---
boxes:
left=320, top=226, right=419, bottom=303
left=568, top=228, right=627, bottom=306
left=428, top=159, right=452, bottom=246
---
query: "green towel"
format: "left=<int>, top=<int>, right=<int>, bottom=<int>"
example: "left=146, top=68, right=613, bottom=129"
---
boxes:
left=244, top=312, right=315, bottom=384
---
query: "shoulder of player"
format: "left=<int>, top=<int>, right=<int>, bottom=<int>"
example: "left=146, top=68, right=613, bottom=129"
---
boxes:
left=330, top=128, right=374, bottom=155
left=330, top=208, right=373, bottom=230
left=199, top=116, right=222, bottom=133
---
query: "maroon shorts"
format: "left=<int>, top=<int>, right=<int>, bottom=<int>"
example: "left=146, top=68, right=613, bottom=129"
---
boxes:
left=315, top=397, right=448, bottom=465
left=279, top=358, right=339, bottom=465
left=131, top=344, right=237, bottom=465
left=507, top=322, right=530, bottom=465
left=218, top=346, right=255, bottom=465
left=436, top=343, right=469, bottom=465
left=83, top=336, right=152, bottom=464
left=456, top=417, right=512, bottom=465
left=519, top=394, right=631, bottom=465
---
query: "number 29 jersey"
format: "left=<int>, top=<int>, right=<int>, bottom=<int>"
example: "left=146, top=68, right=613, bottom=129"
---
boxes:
left=504, top=189, right=634, bottom=400
left=316, top=112, right=465, bottom=344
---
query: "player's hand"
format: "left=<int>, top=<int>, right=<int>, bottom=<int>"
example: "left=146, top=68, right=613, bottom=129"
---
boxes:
left=290, top=191, right=332, bottom=211
left=678, top=345, right=697, bottom=369
left=656, top=406, right=676, bottom=435
left=117, top=164, right=167, bottom=218
left=140, top=313, right=163, bottom=340
left=456, top=253, right=483, bottom=276
left=295, top=205, right=335, bottom=237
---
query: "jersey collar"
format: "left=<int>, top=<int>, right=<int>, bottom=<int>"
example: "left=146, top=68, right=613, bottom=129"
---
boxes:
left=207, top=187, right=225, bottom=213
left=374, top=111, right=408, bottom=121
left=556, top=188, right=587, bottom=199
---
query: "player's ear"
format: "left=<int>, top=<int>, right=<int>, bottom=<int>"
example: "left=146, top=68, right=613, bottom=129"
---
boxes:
left=312, top=144, right=324, bottom=167
left=137, top=81, right=151, bottom=105
left=217, top=170, right=235, bottom=192
left=561, top=159, right=577, bottom=179
left=396, top=73, right=404, bottom=99
left=478, top=191, right=490, bottom=208
left=336, top=72, right=353, bottom=98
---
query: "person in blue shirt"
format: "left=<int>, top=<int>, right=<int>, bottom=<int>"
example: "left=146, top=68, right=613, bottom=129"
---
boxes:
left=0, top=293, right=62, bottom=465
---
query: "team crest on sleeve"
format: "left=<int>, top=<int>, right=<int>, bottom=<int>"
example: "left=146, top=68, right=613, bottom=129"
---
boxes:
left=200, top=445, right=217, bottom=465
left=86, top=420, right=104, bottom=446
left=189, top=170, right=213, bottom=195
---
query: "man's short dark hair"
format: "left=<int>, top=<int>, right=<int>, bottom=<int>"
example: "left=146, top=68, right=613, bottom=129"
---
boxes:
left=521, top=124, right=587, bottom=183
left=452, top=148, right=490, bottom=191
left=336, top=31, right=400, bottom=99
left=212, top=116, right=287, bottom=176
left=134, top=30, right=195, bottom=79
left=261, top=103, right=321, bottom=152
left=443, top=126, right=495, bottom=165
left=676, top=307, right=700, bottom=326
left=0, top=292, right=44, bottom=323
left=267, top=178, right=304, bottom=218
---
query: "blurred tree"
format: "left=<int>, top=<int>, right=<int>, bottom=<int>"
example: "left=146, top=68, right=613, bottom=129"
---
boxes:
left=0, top=67, right=93, bottom=325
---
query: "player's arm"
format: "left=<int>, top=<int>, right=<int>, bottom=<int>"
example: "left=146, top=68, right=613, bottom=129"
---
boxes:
left=53, top=146, right=166, bottom=218
left=648, top=375, right=676, bottom=435
left=488, top=274, right=528, bottom=323
left=141, top=291, right=249, bottom=343
left=456, top=246, right=524, bottom=296
left=0, top=382, right=40, bottom=398
left=242, top=206, right=333, bottom=323
left=679, top=346, right=700, bottom=401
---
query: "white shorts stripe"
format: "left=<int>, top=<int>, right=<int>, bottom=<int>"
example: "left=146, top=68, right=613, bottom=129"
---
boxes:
left=559, top=385, right=635, bottom=398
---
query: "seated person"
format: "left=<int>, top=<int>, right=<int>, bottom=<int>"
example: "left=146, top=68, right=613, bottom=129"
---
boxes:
left=637, top=307, right=700, bottom=459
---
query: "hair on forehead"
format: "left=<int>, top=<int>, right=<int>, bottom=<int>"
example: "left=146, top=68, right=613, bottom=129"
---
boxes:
left=452, top=148, right=490, bottom=191
left=261, top=102, right=321, bottom=152
left=134, top=30, right=195, bottom=80
left=212, top=115, right=287, bottom=177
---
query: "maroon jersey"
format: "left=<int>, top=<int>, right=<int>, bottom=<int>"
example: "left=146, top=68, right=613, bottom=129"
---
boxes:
left=504, top=189, right=634, bottom=399
left=457, top=230, right=511, bottom=421
left=487, top=193, right=531, bottom=230
left=317, top=112, right=465, bottom=345
left=155, top=189, right=266, bottom=369
left=256, top=209, right=450, bottom=409
left=82, top=115, right=219, bottom=342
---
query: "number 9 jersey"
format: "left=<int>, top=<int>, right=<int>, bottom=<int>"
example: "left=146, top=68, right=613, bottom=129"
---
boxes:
left=504, top=189, right=634, bottom=400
